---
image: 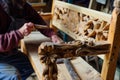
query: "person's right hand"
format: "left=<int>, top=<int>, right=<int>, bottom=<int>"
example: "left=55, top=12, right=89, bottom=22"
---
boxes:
left=18, top=22, right=34, bottom=36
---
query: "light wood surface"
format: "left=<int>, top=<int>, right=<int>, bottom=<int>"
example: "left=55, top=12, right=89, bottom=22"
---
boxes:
left=101, top=8, right=120, bottom=80
left=54, top=1, right=111, bottom=22
left=30, top=3, right=46, bottom=7
left=88, top=0, right=97, bottom=9
left=21, top=32, right=102, bottom=80
left=21, top=31, right=50, bottom=79
left=40, top=13, right=52, bottom=21
left=30, top=2, right=46, bottom=11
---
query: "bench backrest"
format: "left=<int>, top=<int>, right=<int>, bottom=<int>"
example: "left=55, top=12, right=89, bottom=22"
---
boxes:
left=50, top=0, right=120, bottom=80
left=51, top=0, right=111, bottom=41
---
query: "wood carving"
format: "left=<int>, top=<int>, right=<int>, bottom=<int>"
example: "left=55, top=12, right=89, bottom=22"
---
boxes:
left=38, top=40, right=110, bottom=80
left=53, top=5, right=110, bottom=41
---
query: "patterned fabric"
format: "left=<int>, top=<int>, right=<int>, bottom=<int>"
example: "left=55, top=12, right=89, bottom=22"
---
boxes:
left=0, top=63, right=21, bottom=80
left=0, top=50, right=34, bottom=80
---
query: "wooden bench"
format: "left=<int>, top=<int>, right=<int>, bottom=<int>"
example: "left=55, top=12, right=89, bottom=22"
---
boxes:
left=21, top=0, right=120, bottom=80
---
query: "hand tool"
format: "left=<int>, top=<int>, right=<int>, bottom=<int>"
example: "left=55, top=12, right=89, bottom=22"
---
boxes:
left=34, top=24, right=49, bottom=29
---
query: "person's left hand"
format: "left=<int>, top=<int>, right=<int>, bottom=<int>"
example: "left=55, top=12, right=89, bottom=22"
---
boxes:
left=51, top=35, right=63, bottom=44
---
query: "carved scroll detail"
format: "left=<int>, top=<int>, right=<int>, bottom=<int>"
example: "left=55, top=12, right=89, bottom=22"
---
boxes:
left=53, top=5, right=110, bottom=41
left=38, top=40, right=110, bottom=80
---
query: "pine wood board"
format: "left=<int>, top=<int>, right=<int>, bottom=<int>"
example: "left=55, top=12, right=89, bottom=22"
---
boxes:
left=71, top=57, right=102, bottom=80
left=22, top=31, right=50, bottom=44
left=25, top=44, right=102, bottom=80
left=30, top=2, right=46, bottom=7
left=54, top=0, right=111, bottom=22
left=21, top=32, right=102, bottom=80
left=20, top=32, right=103, bottom=80
left=23, top=43, right=102, bottom=80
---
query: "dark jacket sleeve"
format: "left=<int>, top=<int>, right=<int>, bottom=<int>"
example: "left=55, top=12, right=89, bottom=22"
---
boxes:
left=0, top=30, right=23, bottom=52
left=24, top=3, right=56, bottom=37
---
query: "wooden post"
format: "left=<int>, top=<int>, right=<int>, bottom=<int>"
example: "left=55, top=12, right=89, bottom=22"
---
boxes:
left=41, top=0, right=43, bottom=3
left=88, top=0, right=97, bottom=9
left=101, top=0, right=120, bottom=80
left=49, top=0, right=58, bottom=32
left=50, top=0, right=55, bottom=28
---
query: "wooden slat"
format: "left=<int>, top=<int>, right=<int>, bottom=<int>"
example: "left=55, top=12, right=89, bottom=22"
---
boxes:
left=30, top=2, right=46, bottom=7
left=30, top=2, right=46, bottom=11
left=71, top=57, right=102, bottom=80
left=54, top=0, right=111, bottom=22
left=21, top=31, right=50, bottom=44
left=88, top=0, right=97, bottom=9
left=21, top=32, right=50, bottom=79
left=50, top=0, right=56, bottom=29
left=25, top=44, right=43, bottom=79
left=22, top=44, right=102, bottom=80
left=40, top=13, right=52, bottom=21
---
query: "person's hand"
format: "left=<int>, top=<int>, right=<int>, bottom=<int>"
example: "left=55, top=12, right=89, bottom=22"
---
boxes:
left=51, top=35, right=63, bottom=44
left=18, top=22, right=34, bottom=36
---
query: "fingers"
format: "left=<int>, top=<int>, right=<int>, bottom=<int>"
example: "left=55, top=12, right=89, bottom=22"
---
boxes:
left=26, top=22, right=35, bottom=32
left=26, top=22, right=34, bottom=28
left=51, top=35, right=64, bottom=44
left=18, top=22, right=35, bottom=36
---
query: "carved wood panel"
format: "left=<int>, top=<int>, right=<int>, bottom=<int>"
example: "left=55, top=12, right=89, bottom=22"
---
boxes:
left=53, top=5, right=110, bottom=41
